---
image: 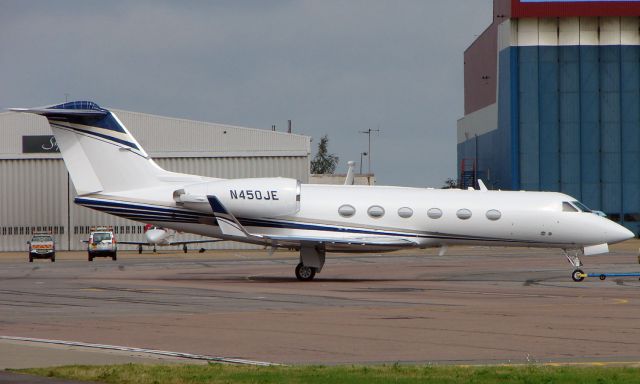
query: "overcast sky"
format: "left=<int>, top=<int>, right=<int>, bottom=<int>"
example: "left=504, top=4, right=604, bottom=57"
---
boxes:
left=1, top=0, right=492, bottom=187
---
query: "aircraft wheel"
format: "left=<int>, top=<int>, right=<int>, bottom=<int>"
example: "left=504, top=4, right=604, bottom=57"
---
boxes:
left=51, top=253, right=55, bottom=262
left=571, top=269, right=585, bottom=282
left=138, top=245, right=142, bottom=254
left=29, top=254, right=33, bottom=263
left=183, top=244, right=188, bottom=253
left=88, top=253, right=94, bottom=262
left=112, top=252, right=117, bottom=261
left=599, top=274, right=606, bottom=281
left=295, top=263, right=316, bottom=281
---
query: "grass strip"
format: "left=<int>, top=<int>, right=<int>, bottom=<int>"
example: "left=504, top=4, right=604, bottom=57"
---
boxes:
left=14, top=363, right=640, bottom=384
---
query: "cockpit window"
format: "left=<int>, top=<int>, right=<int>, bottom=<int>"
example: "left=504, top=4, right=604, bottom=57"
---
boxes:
left=572, top=201, right=592, bottom=213
left=563, top=202, right=579, bottom=212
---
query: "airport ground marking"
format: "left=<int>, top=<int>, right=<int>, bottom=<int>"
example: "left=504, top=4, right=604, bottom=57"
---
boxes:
left=0, top=336, right=281, bottom=366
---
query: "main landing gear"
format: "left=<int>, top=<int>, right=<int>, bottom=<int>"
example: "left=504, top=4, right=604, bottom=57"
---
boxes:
left=294, top=243, right=326, bottom=281
left=295, top=263, right=316, bottom=281
left=564, top=249, right=585, bottom=282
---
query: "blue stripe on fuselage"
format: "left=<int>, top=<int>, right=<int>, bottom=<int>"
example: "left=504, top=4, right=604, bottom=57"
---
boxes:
left=74, top=197, right=544, bottom=244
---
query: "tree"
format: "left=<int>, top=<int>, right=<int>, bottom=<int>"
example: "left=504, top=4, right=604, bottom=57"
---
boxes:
left=442, top=178, right=458, bottom=189
left=310, top=135, right=339, bottom=174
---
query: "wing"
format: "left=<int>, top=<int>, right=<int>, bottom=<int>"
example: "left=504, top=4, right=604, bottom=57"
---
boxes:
left=207, top=195, right=417, bottom=248
left=117, top=241, right=149, bottom=245
left=166, top=239, right=224, bottom=246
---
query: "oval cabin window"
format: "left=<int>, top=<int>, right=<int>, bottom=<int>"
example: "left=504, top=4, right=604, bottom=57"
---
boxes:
left=456, top=209, right=472, bottom=220
left=427, top=208, right=442, bottom=219
left=338, top=204, right=356, bottom=218
left=397, top=207, right=413, bottom=218
left=367, top=205, right=385, bottom=218
left=486, top=209, right=501, bottom=221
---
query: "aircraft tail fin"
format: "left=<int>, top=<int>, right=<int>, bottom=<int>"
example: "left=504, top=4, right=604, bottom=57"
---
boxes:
left=11, top=101, right=174, bottom=194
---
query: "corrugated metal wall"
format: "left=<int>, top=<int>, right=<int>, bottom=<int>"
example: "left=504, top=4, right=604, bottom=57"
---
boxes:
left=0, top=160, right=69, bottom=251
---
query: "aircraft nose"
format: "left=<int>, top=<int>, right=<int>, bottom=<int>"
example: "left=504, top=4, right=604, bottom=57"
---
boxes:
left=605, top=221, right=635, bottom=244
left=146, top=230, right=162, bottom=243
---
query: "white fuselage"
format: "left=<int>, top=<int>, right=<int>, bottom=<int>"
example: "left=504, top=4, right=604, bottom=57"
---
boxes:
left=79, top=183, right=632, bottom=252
left=144, top=228, right=173, bottom=246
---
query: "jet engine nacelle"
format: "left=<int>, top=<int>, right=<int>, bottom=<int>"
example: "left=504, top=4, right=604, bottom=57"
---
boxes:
left=174, top=177, right=300, bottom=218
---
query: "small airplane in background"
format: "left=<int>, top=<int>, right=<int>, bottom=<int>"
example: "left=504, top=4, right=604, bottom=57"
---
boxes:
left=119, top=224, right=222, bottom=253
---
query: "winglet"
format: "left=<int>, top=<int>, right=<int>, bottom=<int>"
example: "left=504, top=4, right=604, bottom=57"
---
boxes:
left=477, top=179, right=488, bottom=192
left=207, top=195, right=252, bottom=239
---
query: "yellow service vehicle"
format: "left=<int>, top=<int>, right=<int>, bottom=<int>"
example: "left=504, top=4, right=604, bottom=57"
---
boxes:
left=27, top=232, right=55, bottom=262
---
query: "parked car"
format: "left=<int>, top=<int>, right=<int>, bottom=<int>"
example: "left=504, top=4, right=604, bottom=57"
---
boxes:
left=87, top=226, right=117, bottom=261
left=28, top=232, right=55, bottom=262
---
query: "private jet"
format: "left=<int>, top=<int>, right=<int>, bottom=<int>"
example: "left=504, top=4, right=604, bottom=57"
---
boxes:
left=11, top=101, right=634, bottom=281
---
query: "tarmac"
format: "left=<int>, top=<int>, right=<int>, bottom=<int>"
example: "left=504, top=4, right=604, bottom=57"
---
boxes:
left=1, top=242, right=640, bottom=369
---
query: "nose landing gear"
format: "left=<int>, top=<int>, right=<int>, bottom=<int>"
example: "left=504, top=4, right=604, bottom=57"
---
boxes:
left=564, top=249, right=585, bottom=282
left=571, top=269, right=585, bottom=282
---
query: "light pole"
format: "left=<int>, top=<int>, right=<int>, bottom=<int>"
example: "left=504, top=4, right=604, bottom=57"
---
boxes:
left=360, top=152, right=368, bottom=174
left=359, top=128, right=380, bottom=174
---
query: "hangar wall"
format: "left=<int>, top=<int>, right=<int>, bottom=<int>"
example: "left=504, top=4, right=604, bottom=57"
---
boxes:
left=0, top=109, right=311, bottom=251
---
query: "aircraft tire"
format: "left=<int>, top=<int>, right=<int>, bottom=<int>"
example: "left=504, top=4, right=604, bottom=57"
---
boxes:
left=599, top=274, right=606, bottom=281
left=28, top=254, right=33, bottom=263
left=51, top=253, right=55, bottom=262
left=295, top=263, right=316, bottom=281
left=183, top=245, right=188, bottom=253
left=88, top=253, right=94, bottom=262
left=571, top=269, right=585, bottom=282
left=138, top=245, right=142, bottom=254
left=112, top=252, right=117, bottom=261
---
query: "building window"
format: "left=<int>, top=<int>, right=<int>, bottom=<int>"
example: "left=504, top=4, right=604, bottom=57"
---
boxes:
left=338, top=204, right=356, bottom=218
left=397, top=207, right=413, bottom=218
left=486, top=209, right=501, bottom=221
left=456, top=209, right=472, bottom=220
left=427, top=208, right=442, bottom=219
left=367, top=205, right=385, bottom=218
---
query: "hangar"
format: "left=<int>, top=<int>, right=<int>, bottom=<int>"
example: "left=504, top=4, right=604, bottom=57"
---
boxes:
left=0, top=108, right=310, bottom=251
left=458, top=0, right=640, bottom=234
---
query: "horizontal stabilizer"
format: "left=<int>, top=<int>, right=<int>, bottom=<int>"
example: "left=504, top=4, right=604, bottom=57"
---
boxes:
left=10, top=101, right=108, bottom=118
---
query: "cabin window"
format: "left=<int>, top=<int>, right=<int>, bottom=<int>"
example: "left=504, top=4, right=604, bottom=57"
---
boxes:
left=367, top=205, right=385, bottom=218
left=427, top=208, right=442, bottom=219
left=486, top=209, right=501, bottom=221
left=563, top=202, right=579, bottom=212
left=456, top=209, right=472, bottom=220
left=338, top=204, right=356, bottom=218
left=397, top=207, right=413, bottom=218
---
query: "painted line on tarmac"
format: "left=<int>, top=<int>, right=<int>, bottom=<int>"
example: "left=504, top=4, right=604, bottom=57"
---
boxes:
left=0, top=336, right=280, bottom=366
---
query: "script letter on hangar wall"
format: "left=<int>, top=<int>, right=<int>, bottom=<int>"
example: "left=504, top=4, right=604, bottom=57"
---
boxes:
left=22, top=135, right=60, bottom=153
